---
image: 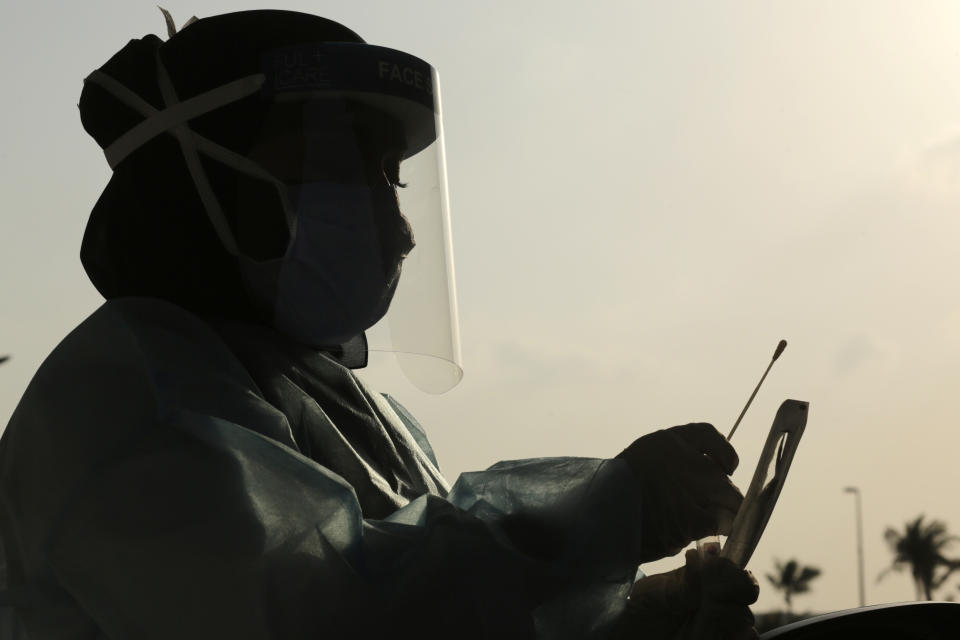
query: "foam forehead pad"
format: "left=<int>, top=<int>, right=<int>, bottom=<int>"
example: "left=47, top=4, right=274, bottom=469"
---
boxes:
left=259, top=43, right=439, bottom=158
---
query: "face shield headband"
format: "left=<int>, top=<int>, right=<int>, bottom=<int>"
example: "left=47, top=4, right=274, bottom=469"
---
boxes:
left=84, top=42, right=462, bottom=394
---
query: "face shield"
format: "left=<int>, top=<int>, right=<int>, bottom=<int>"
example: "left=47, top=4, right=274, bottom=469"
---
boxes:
left=86, top=42, right=462, bottom=394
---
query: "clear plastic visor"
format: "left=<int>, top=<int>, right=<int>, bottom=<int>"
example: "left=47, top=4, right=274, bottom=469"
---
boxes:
left=368, top=105, right=462, bottom=395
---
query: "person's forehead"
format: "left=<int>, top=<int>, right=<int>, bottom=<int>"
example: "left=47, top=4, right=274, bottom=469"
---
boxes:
left=262, top=97, right=405, bottom=146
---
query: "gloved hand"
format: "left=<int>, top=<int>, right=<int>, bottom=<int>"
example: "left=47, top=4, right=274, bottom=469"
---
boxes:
left=616, top=423, right=743, bottom=562
left=612, top=548, right=760, bottom=640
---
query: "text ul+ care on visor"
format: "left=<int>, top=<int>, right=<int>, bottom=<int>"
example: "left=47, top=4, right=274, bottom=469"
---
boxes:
left=378, top=61, right=432, bottom=96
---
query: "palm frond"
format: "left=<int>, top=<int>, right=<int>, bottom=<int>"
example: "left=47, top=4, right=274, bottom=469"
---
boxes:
left=798, top=567, right=821, bottom=581
left=877, top=565, right=900, bottom=583
left=882, top=515, right=959, bottom=599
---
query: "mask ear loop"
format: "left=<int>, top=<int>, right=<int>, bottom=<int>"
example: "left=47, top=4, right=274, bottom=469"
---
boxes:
left=153, top=50, right=242, bottom=257
left=85, top=51, right=297, bottom=259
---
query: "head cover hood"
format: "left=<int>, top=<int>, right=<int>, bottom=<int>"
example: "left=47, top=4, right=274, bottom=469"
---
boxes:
left=79, top=11, right=364, bottom=319
left=79, top=10, right=462, bottom=393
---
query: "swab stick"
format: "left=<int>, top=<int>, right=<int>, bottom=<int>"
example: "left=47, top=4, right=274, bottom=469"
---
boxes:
left=727, top=340, right=787, bottom=441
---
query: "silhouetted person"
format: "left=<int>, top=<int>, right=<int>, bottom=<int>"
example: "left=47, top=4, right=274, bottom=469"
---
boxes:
left=0, top=10, right=757, bottom=639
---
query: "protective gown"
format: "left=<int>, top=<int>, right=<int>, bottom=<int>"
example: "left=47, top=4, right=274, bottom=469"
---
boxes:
left=0, top=297, right=647, bottom=639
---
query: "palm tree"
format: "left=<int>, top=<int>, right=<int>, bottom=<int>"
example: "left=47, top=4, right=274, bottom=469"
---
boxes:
left=879, top=515, right=959, bottom=600
left=766, top=558, right=822, bottom=615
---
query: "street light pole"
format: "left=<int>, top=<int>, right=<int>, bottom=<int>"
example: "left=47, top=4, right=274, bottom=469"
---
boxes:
left=844, top=486, right=865, bottom=607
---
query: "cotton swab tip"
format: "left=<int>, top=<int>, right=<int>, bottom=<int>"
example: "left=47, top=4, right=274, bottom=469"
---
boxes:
left=772, top=340, right=787, bottom=362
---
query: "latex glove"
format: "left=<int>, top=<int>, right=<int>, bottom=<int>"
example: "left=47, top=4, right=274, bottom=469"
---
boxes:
left=616, top=423, right=742, bottom=562
left=612, top=548, right=760, bottom=640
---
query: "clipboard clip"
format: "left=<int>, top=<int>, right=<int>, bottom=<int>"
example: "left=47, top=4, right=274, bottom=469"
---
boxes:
left=721, top=399, right=809, bottom=568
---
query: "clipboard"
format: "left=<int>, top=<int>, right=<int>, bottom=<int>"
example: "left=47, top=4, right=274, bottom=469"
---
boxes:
left=721, top=399, right=809, bottom=568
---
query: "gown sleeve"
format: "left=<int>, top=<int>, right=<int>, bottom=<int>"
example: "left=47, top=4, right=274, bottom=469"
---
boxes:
left=0, top=299, right=645, bottom=639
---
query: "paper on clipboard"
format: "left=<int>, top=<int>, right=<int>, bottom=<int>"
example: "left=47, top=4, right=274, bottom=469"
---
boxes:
left=721, top=399, right=809, bottom=568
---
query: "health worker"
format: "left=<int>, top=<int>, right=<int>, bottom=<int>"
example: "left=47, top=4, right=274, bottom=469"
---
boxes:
left=0, top=10, right=758, bottom=639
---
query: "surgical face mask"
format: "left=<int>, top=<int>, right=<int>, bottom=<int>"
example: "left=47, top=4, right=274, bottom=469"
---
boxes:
left=267, top=181, right=409, bottom=347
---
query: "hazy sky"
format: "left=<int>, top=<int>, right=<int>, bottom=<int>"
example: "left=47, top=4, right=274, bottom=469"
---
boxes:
left=3, top=0, right=960, bottom=615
